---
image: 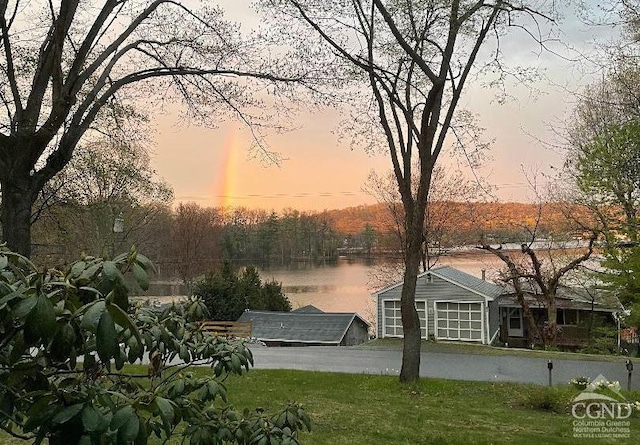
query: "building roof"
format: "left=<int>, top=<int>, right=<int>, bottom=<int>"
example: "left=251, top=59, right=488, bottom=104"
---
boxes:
left=292, top=304, right=324, bottom=314
left=237, top=310, right=370, bottom=344
left=373, top=265, right=507, bottom=300
left=497, top=284, right=623, bottom=312
left=430, top=266, right=507, bottom=299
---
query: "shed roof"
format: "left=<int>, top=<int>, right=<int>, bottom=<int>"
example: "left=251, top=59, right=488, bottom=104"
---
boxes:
left=373, top=265, right=507, bottom=300
left=237, top=310, right=370, bottom=344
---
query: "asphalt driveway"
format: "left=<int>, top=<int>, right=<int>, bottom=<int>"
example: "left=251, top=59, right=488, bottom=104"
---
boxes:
left=248, top=345, right=640, bottom=387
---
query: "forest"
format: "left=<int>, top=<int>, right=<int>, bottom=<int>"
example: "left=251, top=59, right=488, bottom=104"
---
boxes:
left=31, top=197, right=591, bottom=285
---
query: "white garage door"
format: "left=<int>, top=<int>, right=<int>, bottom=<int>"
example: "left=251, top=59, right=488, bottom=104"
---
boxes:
left=383, top=300, right=427, bottom=338
left=436, top=302, right=483, bottom=342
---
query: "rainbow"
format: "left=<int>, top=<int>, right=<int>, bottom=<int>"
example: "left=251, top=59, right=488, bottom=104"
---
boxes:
left=212, top=127, right=238, bottom=209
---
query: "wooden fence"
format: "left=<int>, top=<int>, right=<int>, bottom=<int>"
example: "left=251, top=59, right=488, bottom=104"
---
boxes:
left=201, top=321, right=253, bottom=338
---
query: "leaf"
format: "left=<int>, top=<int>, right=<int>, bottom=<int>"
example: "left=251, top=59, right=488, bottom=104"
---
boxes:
left=50, top=323, right=76, bottom=361
left=8, top=332, right=25, bottom=365
left=69, top=261, right=87, bottom=278
left=32, top=294, right=57, bottom=338
left=134, top=417, right=148, bottom=445
left=112, top=285, right=129, bottom=310
left=81, top=406, right=102, bottom=432
left=119, top=412, right=140, bottom=442
left=231, top=354, right=242, bottom=374
left=78, top=263, right=101, bottom=282
left=107, top=303, right=142, bottom=351
left=52, top=403, right=84, bottom=425
left=179, top=344, right=190, bottom=363
left=96, top=310, right=117, bottom=363
left=12, top=295, right=37, bottom=319
left=135, top=253, right=156, bottom=273
left=155, top=397, right=175, bottom=424
left=0, top=255, right=8, bottom=269
left=132, top=263, right=149, bottom=291
left=110, top=405, right=135, bottom=431
left=102, top=261, right=124, bottom=283
left=81, top=301, right=106, bottom=332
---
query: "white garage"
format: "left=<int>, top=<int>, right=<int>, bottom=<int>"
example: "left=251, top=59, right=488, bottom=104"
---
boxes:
left=374, top=266, right=505, bottom=345
left=435, top=301, right=484, bottom=342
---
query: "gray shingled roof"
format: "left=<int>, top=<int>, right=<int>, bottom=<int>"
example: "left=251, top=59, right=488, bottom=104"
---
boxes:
left=497, top=283, right=622, bottom=311
left=429, top=266, right=507, bottom=299
left=292, top=305, right=324, bottom=314
left=237, top=310, right=369, bottom=344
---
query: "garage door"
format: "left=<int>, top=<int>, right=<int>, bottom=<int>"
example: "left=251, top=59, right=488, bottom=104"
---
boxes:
left=435, top=302, right=483, bottom=342
left=383, top=300, right=427, bottom=338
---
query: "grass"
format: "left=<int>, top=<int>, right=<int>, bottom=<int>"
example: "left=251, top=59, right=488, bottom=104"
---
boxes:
left=3, top=368, right=639, bottom=444
left=215, top=369, right=640, bottom=445
left=359, top=338, right=634, bottom=363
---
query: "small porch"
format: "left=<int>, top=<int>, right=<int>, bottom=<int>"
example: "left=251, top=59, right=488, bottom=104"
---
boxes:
left=497, top=306, right=616, bottom=348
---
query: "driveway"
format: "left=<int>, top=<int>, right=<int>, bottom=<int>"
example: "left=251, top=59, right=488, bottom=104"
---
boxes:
left=248, top=345, right=640, bottom=387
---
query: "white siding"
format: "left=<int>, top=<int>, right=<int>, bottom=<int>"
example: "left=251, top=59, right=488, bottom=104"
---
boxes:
left=376, top=274, right=488, bottom=342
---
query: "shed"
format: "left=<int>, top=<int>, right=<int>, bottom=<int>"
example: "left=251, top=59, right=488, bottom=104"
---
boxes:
left=374, top=266, right=506, bottom=344
left=237, top=310, right=370, bottom=346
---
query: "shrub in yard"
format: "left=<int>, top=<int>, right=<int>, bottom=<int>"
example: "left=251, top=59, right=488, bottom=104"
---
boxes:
left=195, top=263, right=291, bottom=321
left=519, top=386, right=576, bottom=413
left=0, top=246, right=309, bottom=444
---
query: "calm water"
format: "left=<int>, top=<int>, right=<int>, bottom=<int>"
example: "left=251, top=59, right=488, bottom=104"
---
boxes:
left=259, top=251, right=504, bottom=324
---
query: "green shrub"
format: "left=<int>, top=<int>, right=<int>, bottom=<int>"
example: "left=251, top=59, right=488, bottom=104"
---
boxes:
left=519, top=386, right=576, bottom=413
left=579, top=325, right=619, bottom=355
left=0, top=247, right=309, bottom=444
left=194, top=262, right=291, bottom=320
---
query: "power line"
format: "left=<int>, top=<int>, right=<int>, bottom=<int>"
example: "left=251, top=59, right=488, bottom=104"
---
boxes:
left=176, top=191, right=366, bottom=200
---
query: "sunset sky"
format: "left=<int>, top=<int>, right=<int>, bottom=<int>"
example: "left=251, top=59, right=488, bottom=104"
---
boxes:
left=151, top=1, right=618, bottom=212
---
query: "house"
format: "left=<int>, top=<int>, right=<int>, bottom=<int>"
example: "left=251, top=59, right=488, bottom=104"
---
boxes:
left=238, top=309, right=370, bottom=346
left=374, top=266, right=504, bottom=344
left=495, top=285, right=623, bottom=347
left=373, top=266, right=623, bottom=347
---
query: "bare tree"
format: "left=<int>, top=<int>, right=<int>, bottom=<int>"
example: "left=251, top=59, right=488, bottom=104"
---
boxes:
left=0, top=1, right=307, bottom=257
left=479, top=195, right=600, bottom=347
left=30, top=138, right=174, bottom=262
left=365, top=164, right=491, bottom=277
left=264, top=0, right=555, bottom=382
left=171, top=203, right=221, bottom=290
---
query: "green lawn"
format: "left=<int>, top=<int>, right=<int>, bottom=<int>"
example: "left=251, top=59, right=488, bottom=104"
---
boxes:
left=219, top=369, right=640, bottom=445
left=3, top=368, right=639, bottom=444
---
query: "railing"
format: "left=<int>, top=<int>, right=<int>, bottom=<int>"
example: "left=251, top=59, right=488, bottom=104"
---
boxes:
left=532, top=325, right=589, bottom=346
left=201, top=321, right=253, bottom=338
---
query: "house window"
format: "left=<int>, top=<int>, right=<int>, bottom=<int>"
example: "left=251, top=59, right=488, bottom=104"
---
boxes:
left=557, top=309, right=578, bottom=326
left=383, top=300, right=427, bottom=338
left=436, top=302, right=483, bottom=341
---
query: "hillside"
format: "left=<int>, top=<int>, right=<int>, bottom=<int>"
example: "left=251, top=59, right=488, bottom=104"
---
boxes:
left=323, top=202, right=590, bottom=238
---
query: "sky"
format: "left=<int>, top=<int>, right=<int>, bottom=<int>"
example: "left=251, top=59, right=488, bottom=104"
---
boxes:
left=150, top=1, right=621, bottom=213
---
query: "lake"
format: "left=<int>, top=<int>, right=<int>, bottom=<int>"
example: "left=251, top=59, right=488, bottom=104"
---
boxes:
left=259, top=251, right=506, bottom=324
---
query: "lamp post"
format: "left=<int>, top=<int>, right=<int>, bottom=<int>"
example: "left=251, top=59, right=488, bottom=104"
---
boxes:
left=112, top=212, right=124, bottom=257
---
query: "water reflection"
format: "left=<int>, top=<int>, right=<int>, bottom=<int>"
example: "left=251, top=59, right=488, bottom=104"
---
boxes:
left=257, top=253, right=504, bottom=324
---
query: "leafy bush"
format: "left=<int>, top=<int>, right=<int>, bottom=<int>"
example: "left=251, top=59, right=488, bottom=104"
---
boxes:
left=578, top=325, right=619, bottom=355
left=195, top=263, right=291, bottom=321
left=0, top=246, right=309, bottom=444
left=519, top=386, right=576, bottom=413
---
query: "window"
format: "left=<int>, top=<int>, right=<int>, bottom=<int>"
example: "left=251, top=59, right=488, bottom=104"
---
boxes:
left=436, top=302, right=483, bottom=341
left=383, top=300, right=427, bottom=338
left=557, top=309, right=578, bottom=326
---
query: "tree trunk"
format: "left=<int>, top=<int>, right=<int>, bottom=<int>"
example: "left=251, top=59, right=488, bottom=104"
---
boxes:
left=1, top=177, right=37, bottom=258
left=545, top=297, right=558, bottom=346
left=399, top=225, right=423, bottom=383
